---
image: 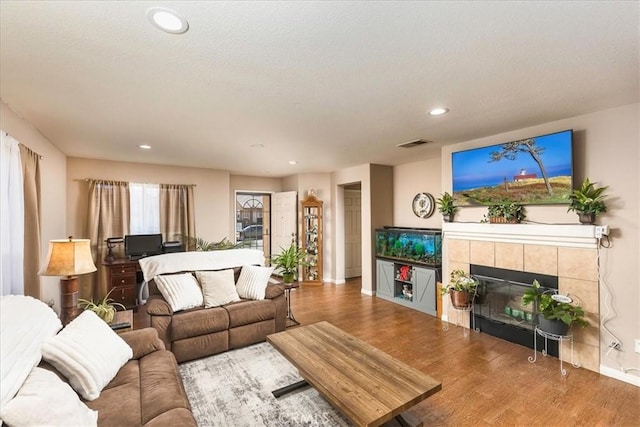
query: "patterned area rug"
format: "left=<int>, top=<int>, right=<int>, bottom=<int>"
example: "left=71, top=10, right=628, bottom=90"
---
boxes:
left=179, top=342, right=352, bottom=427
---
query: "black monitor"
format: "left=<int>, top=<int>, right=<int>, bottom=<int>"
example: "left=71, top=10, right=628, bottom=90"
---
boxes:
left=124, top=234, right=163, bottom=259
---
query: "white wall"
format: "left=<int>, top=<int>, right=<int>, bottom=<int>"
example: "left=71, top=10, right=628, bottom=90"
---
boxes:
left=393, top=157, right=442, bottom=227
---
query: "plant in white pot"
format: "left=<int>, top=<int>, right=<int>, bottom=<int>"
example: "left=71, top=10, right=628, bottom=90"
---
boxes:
left=271, top=243, right=309, bottom=284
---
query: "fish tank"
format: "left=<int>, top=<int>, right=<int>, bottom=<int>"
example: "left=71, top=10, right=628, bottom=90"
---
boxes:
left=375, top=227, right=442, bottom=267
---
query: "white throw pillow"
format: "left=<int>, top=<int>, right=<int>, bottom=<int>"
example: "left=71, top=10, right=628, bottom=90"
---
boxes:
left=41, top=310, right=133, bottom=401
left=0, top=367, right=98, bottom=426
left=196, top=270, right=241, bottom=308
left=154, top=273, right=204, bottom=312
left=235, top=265, right=275, bottom=300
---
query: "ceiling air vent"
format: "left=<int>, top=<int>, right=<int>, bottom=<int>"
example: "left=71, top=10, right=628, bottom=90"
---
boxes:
left=396, top=139, right=432, bottom=148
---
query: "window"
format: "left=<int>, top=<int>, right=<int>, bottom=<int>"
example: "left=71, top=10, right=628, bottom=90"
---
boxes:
left=129, top=183, right=159, bottom=234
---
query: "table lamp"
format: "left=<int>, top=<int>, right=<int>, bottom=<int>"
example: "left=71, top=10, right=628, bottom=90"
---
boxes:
left=39, top=237, right=97, bottom=325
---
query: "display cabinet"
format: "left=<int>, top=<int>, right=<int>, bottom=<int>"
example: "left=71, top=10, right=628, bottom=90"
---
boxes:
left=301, top=192, right=323, bottom=284
left=376, top=259, right=438, bottom=316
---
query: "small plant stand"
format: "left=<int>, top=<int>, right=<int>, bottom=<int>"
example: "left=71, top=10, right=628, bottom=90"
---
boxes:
left=442, top=286, right=480, bottom=337
left=528, top=326, right=580, bottom=376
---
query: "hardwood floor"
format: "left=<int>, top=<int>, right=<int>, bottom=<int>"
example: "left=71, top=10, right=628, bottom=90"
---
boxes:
left=135, top=279, right=640, bottom=426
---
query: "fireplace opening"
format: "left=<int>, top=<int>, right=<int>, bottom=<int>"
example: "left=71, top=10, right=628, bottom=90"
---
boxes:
left=470, top=265, right=559, bottom=357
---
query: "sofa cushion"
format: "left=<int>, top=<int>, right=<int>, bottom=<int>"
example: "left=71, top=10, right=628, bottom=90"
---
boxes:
left=85, top=360, right=142, bottom=426
left=41, top=310, right=133, bottom=401
left=0, top=295, right=62, bottom=408
left=226, top=299, right=276, bottom=328
left=155, top=273, right=203, bottom=312
left=235, top=265, right=275, bottom=300
left=0, top=367, right=98, bottom=427
left=196, top=269, right=241, bottom=307
left=171, top=306, right=229, bottom=341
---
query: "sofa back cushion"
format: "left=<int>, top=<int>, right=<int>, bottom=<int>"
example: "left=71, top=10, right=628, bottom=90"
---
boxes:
left=196, top=270, right=241, bottom=307
left=0, top=295, right=62, bottom=409
left=155, top=273, right=204, bottom=312
left=235, top=265, right=275, bottom=300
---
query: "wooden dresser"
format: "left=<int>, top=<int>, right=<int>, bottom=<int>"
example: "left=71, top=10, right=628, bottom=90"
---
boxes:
left=103, top=259, right=139, bottom=309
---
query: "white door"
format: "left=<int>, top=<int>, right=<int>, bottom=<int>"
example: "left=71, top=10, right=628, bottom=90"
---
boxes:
left=344, top=189, right=362, bottom=278
left=272, top=191, right=298, bottom=256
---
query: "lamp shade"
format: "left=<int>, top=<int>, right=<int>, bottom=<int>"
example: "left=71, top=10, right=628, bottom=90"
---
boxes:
left=39, top=238, right=97, bottom=277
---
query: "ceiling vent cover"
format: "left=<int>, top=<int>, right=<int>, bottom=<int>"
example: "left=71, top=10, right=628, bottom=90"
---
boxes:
left=396, top=139, right=432, bottom=148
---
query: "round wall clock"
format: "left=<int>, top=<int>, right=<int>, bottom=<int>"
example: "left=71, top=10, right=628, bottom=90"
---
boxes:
left=412, top=193, right=435, bottom=218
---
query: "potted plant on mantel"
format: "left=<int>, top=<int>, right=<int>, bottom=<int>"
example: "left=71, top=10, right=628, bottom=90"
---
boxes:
left=567, top=177, right=608, bottom=225
left=484, top=201, right=526, bottom=224
left=436, top=192, right=458, bottom=222
left=441, top=269, right=479, bottom=309
left=271, top=243, right=309, bottom=284
left=522, top=280, right=588, bottom=336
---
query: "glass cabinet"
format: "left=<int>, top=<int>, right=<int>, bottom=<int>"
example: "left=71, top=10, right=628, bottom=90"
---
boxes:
left=301, top=191, right=323, bottom=284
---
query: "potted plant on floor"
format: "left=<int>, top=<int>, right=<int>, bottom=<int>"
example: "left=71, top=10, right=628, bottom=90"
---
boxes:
left=522, top=280, right=588, bottom=336
left=436, top=192, right=458, bottom=222
left=271, top=243, right=309, bottom=284
left=441, top=269, right=479, bottom=309
left=567, top=178, right=608, bottom=225
left=78, top=289, right=126, bottom=324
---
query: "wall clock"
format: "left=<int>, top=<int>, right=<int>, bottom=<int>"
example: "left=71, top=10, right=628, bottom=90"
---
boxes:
left=412, top=193, right=435, bottom=218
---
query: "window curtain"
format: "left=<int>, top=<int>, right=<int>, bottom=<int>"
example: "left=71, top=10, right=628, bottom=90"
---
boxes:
left=160, top=184, right=195, bottom=250
left=0, top=132, right=24, bottom=295
left=19, top=144, right=41, bottom=298
left=84, top=180, right=130, bottom=300
left=129, top=182, right=160, bottom=234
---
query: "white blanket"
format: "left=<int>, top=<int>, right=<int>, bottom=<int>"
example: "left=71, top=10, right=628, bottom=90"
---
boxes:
left=138, top=249, right=265, bottom=281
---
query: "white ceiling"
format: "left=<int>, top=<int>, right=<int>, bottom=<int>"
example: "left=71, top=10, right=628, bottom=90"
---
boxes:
left=1, top=1, right=638, bottom=177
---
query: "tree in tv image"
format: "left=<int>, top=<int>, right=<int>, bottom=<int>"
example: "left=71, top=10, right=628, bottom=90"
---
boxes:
left=452, top=130, right=573, bottom=206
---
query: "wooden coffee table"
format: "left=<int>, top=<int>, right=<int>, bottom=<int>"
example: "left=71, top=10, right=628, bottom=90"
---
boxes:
left=267, top=321, right=441, bottom=427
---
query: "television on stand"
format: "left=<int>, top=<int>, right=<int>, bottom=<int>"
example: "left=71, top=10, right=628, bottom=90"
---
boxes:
left=124, top=234, right=163, bottom=260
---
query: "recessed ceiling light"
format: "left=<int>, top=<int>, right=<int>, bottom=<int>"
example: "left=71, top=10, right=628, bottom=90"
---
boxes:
left=147, top=7, right=189, bottom=34
left=289, top=160, right=298, bottom=165
left=428, top=107, right=449, bottom=116
left=138, top=144, right=152, bottom=150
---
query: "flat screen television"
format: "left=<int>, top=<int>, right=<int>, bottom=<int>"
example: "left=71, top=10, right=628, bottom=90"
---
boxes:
left=124, top=234, right=163, bottom=258
left=451, top=129, right=573, bottom=206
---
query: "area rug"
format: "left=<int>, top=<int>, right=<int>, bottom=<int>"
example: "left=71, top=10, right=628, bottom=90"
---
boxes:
left=179, top=342, right=352, bottom=427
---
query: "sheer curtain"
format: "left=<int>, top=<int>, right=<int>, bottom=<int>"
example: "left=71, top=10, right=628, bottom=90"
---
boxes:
left=0, top=131, right=24, bottom=295
left=19, top=144, right=41, bottom=298
left=160, top=184, right=195, bottom=249
left=129, top=183, right=160, bottom=234
left=85, top=180, right=130, bottom=300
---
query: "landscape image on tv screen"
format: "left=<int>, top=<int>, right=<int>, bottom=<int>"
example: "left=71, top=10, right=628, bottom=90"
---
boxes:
left=452, top=129, right=573, bottom=206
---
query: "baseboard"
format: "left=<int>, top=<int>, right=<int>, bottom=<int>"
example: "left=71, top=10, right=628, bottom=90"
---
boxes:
left=441, top=314, right=449, bottom=322
left=361, top=289, right=375, bottom=296
left=599, top=365, right=640, bottom=387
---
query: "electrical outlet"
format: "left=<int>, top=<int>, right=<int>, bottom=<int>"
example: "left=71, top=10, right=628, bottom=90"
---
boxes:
left=595, top=225, right=609, bottom=238
left=635, top=339, right=640, bottom=354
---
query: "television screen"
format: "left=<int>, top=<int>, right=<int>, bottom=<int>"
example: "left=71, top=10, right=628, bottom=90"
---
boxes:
left=124, top=234, right=163, bottom=258
left=451, top=129, right=573, bottom=206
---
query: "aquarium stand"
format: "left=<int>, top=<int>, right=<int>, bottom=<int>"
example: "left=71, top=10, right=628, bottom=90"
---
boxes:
left=528, top=326, right=579, bottom=376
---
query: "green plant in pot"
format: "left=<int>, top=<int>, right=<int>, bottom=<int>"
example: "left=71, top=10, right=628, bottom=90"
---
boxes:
left=484, top=201, right=526, bottom=224
left=436, top=192, right=458, bottom=222
left=522, top=280, right=588, bottom=336
left=78, top=288, right=125, bottom=324
left=271, top=243, right=309, bottom=283
left=567, top=178, right=608, bottom=225
left=441, top=269, right=478, bottom=309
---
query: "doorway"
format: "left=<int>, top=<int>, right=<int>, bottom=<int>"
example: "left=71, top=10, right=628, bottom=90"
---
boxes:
left=344, top=184, right=362, bottom=279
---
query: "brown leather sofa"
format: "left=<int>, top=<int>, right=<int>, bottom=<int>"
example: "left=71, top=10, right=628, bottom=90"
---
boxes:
left=145, top=267, right=287, bottom=363
left=82, top=327, right=196, bottom=426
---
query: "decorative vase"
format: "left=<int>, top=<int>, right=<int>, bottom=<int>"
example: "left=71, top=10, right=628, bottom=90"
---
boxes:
left=449, top=290, right=471, bottom=309
left=489, top=217, right=518, bottom=224
left=538, top=315, right=569, bottom=336
left=443, top=214, right=453, bottom=223
left=578, top=212, right=595, bottom=225
left=283, top=273, right=295, bottom=284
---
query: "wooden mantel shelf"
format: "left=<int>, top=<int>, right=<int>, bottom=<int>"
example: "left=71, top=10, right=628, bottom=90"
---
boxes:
left=442, top=222, right=599, bottom=249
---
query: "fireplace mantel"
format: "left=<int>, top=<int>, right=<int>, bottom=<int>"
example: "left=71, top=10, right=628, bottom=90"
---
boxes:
left=442, top=222, right=598, bottom=249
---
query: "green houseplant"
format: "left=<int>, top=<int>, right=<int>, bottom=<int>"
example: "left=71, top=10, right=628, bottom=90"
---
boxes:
left=441, top=269, right=478, bottom=309
left=484, top=202, right=526, bottom=224
left=567, top=178, right=608, bottom=224
left=78, top=289, right=126, bottom=324
left=436, top=192, right=458, bottom=222
left=522, top=280, right=588, bottom=335
left=271, top=243, right=309, bottom=283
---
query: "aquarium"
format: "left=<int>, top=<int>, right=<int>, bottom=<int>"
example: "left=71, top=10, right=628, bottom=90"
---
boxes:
left=375, top=227, right=442, bottom=267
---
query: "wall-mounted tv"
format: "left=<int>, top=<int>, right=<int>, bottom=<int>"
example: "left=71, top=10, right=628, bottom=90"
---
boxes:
left=452, top=129, right=573, bottom=206
left=124, top=234, right=163, bottom=259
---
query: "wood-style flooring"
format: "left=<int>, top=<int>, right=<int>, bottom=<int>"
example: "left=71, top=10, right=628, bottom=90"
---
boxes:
left=134, top=278, right=640, bottom=426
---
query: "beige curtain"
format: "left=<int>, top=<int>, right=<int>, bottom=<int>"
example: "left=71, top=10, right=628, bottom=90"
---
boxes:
left=84, top=180, right=130, bottom=300
left=19, top=144, right=41, bottom=298
left=160, top=184, right=195, bottom=250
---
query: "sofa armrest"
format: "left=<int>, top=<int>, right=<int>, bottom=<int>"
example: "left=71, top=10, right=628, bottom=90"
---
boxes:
left=119, top=328, right=166, bottom=359
left=265, top=282, right=285, bottom=299
left=147, top=294, right=172, bottom=316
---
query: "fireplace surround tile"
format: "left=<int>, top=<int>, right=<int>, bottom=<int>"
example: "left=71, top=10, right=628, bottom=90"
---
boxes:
left=558, top=247, right=599, bottom=281
left=470, top=241, right=495, bottom=267
left=524, top=244, right=557, bottom=276
left=561, top=341, right=599, bottom=372
left=559, top=277, right=599, bottom=315
left=449, top=239, right=470, bottom=264
left=495, top=242, right=524, bottom=271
